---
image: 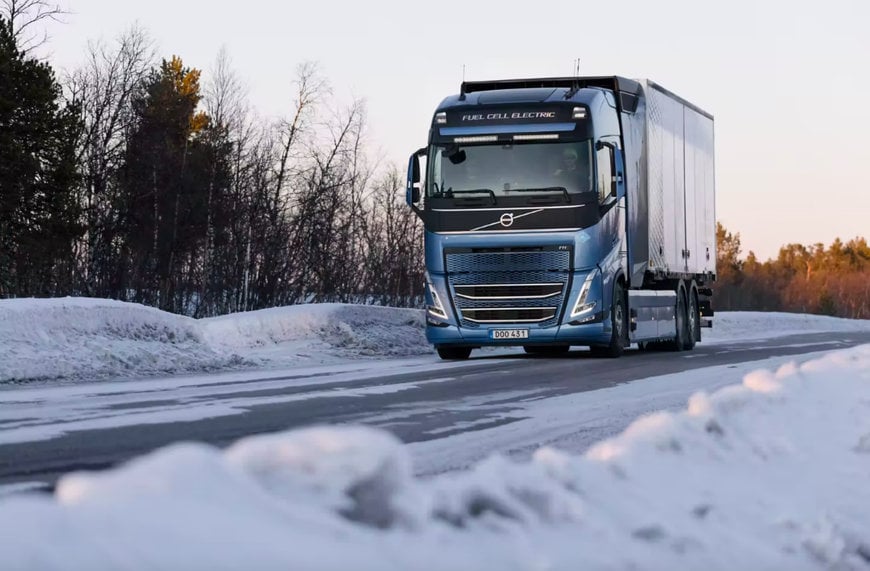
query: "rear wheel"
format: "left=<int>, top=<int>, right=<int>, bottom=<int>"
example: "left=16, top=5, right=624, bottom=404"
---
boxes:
left=523, top=345, right=570, bottom=356
left=437, top=346, right=472, bottom=360
left=591, top=283, right=626, bottom=358
left=683, top=287, right=699, bottom=350
left=667, top=287, right=689, bottom=352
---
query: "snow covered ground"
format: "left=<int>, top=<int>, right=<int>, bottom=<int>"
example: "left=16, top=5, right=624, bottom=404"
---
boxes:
left=2, top=344, right=869, bottom=570
left=3, top=297, right=870, bottom=385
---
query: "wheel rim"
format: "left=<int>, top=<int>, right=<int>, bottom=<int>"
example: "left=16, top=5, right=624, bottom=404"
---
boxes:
left=614, top=301, right=624, bottom=340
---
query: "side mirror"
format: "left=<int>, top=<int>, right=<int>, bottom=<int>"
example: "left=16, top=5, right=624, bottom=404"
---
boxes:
left=612, top=148, right=625, bottom=199
left=406, top=147, right=426, bottom=207
left=596, top=141, right=621, bottom=198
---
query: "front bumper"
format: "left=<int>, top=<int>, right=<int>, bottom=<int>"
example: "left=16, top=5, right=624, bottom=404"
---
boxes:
left=427, top=311, right=610, bottom=347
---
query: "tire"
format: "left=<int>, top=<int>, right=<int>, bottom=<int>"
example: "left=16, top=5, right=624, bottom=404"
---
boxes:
left=524, top=345, right=570, bottom=356
left=591, top=283, right=626, bottom=358
left=437, top=346, right=472, bottom=360
left=667, top=287, right=688, bottom=352
left=682, top=287, right=699, bottom=351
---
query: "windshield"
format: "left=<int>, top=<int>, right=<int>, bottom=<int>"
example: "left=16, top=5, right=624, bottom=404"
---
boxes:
left=428, top=140, right=594, bottom=200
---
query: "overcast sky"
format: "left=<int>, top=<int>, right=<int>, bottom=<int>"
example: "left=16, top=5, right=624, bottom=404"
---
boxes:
left=40, top=0, right=869, bottom=260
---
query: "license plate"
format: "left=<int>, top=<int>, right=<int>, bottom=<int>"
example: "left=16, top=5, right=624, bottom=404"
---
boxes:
left=490, top=329, right=529, bottom=340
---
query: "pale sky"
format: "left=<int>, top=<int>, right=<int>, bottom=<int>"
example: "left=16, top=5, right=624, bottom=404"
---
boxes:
left=39, top=0, right=870, bottom=261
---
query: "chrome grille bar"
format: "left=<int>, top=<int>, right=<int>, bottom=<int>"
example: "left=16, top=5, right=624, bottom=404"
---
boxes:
left=461, top=307, right=557, bottom=324
left=454, top=283, right=563, bottom=300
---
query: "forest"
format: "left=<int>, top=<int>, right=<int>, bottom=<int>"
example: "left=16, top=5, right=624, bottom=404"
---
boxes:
left=716, top=223, right=870, bottom=319
left=0, top=4, right=424, bottom=316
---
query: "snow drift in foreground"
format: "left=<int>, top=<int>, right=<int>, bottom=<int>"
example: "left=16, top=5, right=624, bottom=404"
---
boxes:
left=2, top=346, right=870, bottom=570
left=0, top=298, right=427, bottom=383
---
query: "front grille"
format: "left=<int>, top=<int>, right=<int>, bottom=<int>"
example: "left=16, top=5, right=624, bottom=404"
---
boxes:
left=454, top=283, right=562, bottom=300
left=445, top=246, right=572, bottom=328
left=446, top=250, right=571, bottom=273
left=461, top=307, right=557, bottom=323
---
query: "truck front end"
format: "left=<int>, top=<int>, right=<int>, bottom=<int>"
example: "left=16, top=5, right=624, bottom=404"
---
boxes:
left=407, top=79, right=629, bottom=360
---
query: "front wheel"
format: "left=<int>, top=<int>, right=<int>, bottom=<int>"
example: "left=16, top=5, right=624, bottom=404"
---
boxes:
left=437, top=346, right=472, bottom=360
left=591, top=283, right=626, bottom=358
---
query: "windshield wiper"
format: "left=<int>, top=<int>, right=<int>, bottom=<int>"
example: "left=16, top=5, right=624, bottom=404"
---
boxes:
left=446, top=188, right=497, bottom=205
left=511, top=186, right=570, bottom=203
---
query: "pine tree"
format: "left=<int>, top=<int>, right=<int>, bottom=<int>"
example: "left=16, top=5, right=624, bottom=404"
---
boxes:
left=120, top=56, right=213, bottom=311
left=0, top=16, right=81, bottom=297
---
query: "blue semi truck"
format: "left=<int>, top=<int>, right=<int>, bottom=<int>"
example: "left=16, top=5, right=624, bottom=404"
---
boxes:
left=406, top=76, right=716, bottom=360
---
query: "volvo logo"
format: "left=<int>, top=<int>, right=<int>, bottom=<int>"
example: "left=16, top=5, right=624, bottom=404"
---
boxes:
left=499, top=213, right=514, bottom=228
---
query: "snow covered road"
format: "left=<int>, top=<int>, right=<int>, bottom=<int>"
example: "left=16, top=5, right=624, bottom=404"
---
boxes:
left=2, top=330, right=868, bottom=491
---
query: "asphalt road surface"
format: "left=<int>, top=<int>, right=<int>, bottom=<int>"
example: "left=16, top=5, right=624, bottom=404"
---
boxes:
left=2, top=331, right=869, bottom=492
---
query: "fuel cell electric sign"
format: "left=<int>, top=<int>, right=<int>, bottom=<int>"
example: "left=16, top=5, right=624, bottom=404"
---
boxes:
left=445, top=107, right=569, bottom=126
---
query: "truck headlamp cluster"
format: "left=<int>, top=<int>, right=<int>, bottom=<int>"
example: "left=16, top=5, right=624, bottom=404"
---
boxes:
left=572, top=107, right=587, bottom=119
left=426, top=282, right=448, bottom=320
left=435, top=112, right=447, bottom=125
left=570, top=270, right=598, bottom=318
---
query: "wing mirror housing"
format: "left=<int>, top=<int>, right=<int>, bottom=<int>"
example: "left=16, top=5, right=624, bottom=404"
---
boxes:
left=406, top=147, right=426, bottom=206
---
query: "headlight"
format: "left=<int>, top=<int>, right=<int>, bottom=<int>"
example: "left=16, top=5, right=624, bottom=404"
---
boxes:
left=570, top=270, right=599, bottom=318
left=426, top=282, right=448, bottom=320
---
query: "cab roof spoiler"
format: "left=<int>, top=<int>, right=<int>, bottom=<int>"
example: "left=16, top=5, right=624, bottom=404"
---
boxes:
left=459, top=76, right=643, bottom=113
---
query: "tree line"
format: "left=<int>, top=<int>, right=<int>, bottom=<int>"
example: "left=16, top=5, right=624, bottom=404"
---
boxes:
left=0, top=9, right=424, bottom=316
left=716, top=223, right=870, bottom=319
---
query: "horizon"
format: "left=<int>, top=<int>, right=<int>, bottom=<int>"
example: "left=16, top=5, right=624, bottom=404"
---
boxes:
left=29, top=0, right=870, bottom=261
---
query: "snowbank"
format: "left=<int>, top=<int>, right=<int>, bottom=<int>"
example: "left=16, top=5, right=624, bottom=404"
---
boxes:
left=0, top=298, right=429, bottom=383
left=0, top=298, right=243, bottom=384
left=707, top=310, right=870, bottom=343
left=2, top=345, right=870, bottom=569
left=200, top=302, right=428, bottom=360
left=3, top=296, right=869, bottom=384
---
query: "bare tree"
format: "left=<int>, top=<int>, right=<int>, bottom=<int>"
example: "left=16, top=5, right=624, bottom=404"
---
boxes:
left=196, top=47, right=251, bottom=315
left=64, top=24, right=155, bottom=296
left=363, top=167, right=425, bottom=306
left=246, top=63, right=327, bottom=307
left=204, top=47, right=248, bottom=137
left=288, top=97, right=367, bottom=303
left=1, top=0, right=67, bottom=53
left=273, top=61, right=327, bottom=208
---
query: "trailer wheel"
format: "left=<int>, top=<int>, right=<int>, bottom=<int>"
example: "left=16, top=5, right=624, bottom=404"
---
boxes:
left=437, top=346, right=472, bottom=360
left=591, top=283, right=626, bottom=358
left=667, top=287, right=688, bottom=352
left=682, top=287, right=699, bottom=350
